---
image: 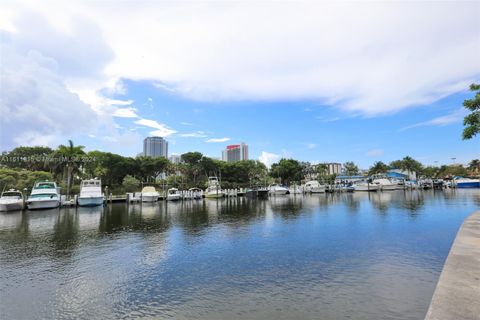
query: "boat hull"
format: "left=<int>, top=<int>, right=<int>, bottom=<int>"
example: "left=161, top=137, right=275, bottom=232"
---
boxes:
left=27, top=199, right=60, bottom=210
left=354, top=185, right=379, bottom=192
left=309, top=187, right=326, bottom=193
left=205, top=192, right=225, bottom=198
left=78, top=196, right=104, bottom=207
left=379, top=184, right=397, bottom=191
left=0, top=201, right=24, bottom=212
left=166, top=195, right=181, bottom=201
left=457, top=182, right=480, bottom=188
left=269, top=190, right=288, bottom=195
left=142, top=195, right=159, bottom=202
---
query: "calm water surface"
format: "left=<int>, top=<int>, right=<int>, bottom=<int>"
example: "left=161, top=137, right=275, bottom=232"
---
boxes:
left=1, top=189, right=479, bottom=320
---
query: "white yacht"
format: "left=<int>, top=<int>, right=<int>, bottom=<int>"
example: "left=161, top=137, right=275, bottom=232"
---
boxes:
left=353, top=181, right=380, bottom=192
left=78, top=179, right=104, bottom=207
left=205, top=177, right=225, bottom=198
left=304, top=180, right=326, bottom=193
left=189, top=188, right=203, bottom=199
left=26, top=181, right=60, bottom=210
left=141, top=186, right=159, bottom=202
left=166, top=188, right=181, bottom=201
left=372, top=177, right=397, bottom=191
left=0, top=189, right=24, bottom=212
left=268, top=184, right=289, bottom=195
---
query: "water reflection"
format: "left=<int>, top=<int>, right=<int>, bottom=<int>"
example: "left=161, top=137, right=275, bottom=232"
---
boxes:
left=1, top=190, right=479, bottom=320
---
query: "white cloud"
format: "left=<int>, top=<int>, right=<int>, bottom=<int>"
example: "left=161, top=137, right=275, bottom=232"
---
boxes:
left=0, top=41, right=97, bottom=150
left=366, top=149, right=384, bottom=157
left=316, top=116, right=341, bottom=123
left=205, top=137, right=230, bottom=143
left=135, top=118, right=177, bottom=137
left=400, top=108, right=468, bottom=131
left=180, top=121, right=194, bottom=126
left=112, top=107, right=138, bottom=118
left=2, top=1, right=476, bottom=115
left=179, top=131, right=207, bottom=138
left=259, top=151, right=281, bottom=168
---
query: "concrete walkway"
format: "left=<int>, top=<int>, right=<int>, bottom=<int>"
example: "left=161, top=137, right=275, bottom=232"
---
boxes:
left=425, top=211, right=480, bottom=320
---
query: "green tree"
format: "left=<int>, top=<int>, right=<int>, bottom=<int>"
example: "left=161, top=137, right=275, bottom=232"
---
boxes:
left=389, top=156, right=423, bottom=177
left=462, top=83, right=480, bottom=140
left=468, top=159, right=480, bottom=174
left=343, top=161, right=359, bottom=176
left=270, top=158, right=303, bottom=185
left=368, top=161, right=389, bottom=175
left=122, top=175, right=140, bottom=192
left=421, top=166, right=439, bottom=178
left=1, top=146, right=54, bottom=171
left=53, top=140, right=86, bottom=195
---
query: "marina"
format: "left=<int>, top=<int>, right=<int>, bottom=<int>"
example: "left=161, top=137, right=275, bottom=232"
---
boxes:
left=1, top=189, right=479, bottom=320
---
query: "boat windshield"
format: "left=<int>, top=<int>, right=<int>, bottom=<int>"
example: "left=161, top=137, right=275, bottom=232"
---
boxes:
left=2, top=192, right=22, bottom=198
left=34, top=182, right=55, bottom=189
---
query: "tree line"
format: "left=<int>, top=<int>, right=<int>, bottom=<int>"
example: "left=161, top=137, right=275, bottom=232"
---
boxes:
left=1, top=142, right=479, bottom=195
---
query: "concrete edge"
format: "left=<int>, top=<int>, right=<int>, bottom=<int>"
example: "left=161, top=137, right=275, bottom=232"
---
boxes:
left=424, top=211, right=480, bottom=320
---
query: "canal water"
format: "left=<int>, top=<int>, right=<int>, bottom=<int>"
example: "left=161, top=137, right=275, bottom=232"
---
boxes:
left=1, top=189, right=479, bottom=320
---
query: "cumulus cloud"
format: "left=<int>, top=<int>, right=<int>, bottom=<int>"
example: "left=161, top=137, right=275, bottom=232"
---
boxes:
left=134, top=118, right=177, bottom=137
left=400, top=108, right=468, bottom=131
left=0, top=41, right=97, bottom=150
left=259, top=151, right=281, bottom=168
left=7, top=1, right=477, bottom=115
left=205, top=137, right=230, bottom=143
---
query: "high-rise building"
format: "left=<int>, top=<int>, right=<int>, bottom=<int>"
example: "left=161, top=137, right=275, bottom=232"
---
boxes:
left=169, top=154, right=182, bottom=164
left=143, top=137, right=168, bottom=158
left=326, top=163, right=342, bottom=175
left=221, top=143, right=249, bottom=162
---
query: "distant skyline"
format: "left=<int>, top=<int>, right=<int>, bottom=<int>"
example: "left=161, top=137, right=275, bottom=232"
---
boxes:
left=1, top=1, right=479, bottom=168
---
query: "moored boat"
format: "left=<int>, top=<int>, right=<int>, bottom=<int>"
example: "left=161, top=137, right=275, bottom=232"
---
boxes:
left=268, top=184, right=289, bottom=195
left=245, top=187, right=269, bottom=199
left=0, top=189, right=24, bottom=212
left=26, top=181, right=60, bottom=210
left=141, top=186, right=159, bottom=202
left=189, top=188, right=203, bottom=199
left=353, top=181, right=380, bottom=192
left=304, top=180, right=326, bottom=193
left=205, top=177, right=225, bottom=198
left=453, top=177, right=480, bottom=188
left=78, top=179, right=104, bottom=207
left=166, top=188, right=181, bottom=201
left=372, top=177, right=397, bottom=191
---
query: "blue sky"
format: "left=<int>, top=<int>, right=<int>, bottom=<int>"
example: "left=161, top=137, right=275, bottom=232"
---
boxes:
left=1, top=1, right=479, bottom=168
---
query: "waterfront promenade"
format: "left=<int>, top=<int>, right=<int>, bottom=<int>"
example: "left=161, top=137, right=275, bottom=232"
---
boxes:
left=425, top=211, right=480, bottom=320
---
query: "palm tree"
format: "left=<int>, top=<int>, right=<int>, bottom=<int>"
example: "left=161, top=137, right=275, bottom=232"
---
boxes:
left=54, top=140, right=86, bottom=196
left=468, top=159, right=480, bottom=174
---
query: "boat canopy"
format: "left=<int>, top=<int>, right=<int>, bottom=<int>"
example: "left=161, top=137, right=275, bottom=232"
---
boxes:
left=141, top=186, right=157, bottom=193
left=34, top=182, right=56, bottom=189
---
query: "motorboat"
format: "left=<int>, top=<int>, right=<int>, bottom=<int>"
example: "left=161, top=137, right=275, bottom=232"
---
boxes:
left=289, top=184, right=303, bottom=194
left=166, top=188, right=181, bottom=201
left=205, top=177, right=225, bottom=198
left=0, top=189, right=24, bottom=212
left=78, top=179, right=104, bottom=207
left=353, top=181, right=379, bottom=192
left=304, top=180, right=326, bottom=193
left=245, top=187, right=269, bottom=199
left=188, top=188, right=203, bottom=199
left=453, top=177, right=480, bottom=188
left=26, top=181, right=61, bottom=210
left=268, top=184, right=289, bottom=195
left=372, top=177, right=397, bottom=191
left=141, top=186, right=159, bottom=202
